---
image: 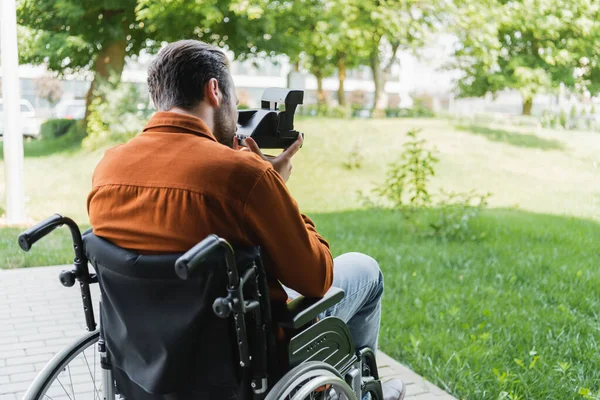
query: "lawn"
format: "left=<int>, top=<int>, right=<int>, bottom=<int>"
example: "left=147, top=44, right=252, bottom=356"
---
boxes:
left=1, top=117, right=599, bottom=399
left=316, top=208, right=600, bottom=400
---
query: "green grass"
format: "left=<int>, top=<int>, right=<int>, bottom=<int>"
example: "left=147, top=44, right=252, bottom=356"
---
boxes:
left=0, top=225, right=89, bottom=268
left=313, top=208, right=600, bottom=400
left=2, top=117, right=600, bottom=399
left=455, top=124, right=566, bottom=151
left=0, top=129, right=85, bottom=159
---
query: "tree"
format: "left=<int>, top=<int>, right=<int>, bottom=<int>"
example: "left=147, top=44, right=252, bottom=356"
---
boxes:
left=18, top=0, right=146, bottom=122
left=229, top=0, right=335, bottom=105
left=327, top=0, right=371, bottom=106
left=451, top=0, right=600, bottom=115
left=17, top=0, right=278, bottom=127
left=355, top=0, right=440, bottom=113
left=34, top=75, right=63, bottom=109
left=301, top=7, right=336, bottom=106
left=244, top=0, right=370, bottom=107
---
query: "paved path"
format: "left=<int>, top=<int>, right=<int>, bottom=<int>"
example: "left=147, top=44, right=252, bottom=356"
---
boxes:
left=0, top=266, right=456, bottom=400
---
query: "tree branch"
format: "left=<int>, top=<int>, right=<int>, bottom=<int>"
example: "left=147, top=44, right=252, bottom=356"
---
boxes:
left=384, top=41, right=400, bottom=74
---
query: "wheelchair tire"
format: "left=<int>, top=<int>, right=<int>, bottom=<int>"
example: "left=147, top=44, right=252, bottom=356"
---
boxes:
left=22, top=330, right=115, bottom=400
left=266, top=361, right=357, bottom=400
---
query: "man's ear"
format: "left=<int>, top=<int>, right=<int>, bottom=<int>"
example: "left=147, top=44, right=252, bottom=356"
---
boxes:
left=204, top=78, right=221, bottom=107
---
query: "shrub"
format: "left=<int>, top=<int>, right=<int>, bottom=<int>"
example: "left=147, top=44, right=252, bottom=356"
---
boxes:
left=559, top=110, right=568, bottom=129
left=363, top=129, right=490, bottom=240
left=342, top=142, right=364, bottom=170
left=384, top=107, right=434, bottom=118
left=431, top=190, right=491, bottom=240
left=298, top=104, right=352, bottom=118
left=373, top=129, right=438, bottom=210
left=39, top=118, right=77, bottom=139
left=83, top=78, right=153, bottom=150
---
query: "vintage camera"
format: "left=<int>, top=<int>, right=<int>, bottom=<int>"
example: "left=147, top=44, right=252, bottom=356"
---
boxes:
left=236, top=88, right=304, bottom=149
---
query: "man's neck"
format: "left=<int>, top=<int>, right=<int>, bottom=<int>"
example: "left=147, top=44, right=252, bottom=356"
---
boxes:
left=167, top=106, right=215, bottom=133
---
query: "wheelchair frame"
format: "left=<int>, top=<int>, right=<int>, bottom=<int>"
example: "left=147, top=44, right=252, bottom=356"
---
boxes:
left=18, top=214, right=383, bottom=400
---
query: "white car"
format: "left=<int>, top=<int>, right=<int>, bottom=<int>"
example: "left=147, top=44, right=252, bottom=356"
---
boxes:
left=0, top=99, right=41, bottom=138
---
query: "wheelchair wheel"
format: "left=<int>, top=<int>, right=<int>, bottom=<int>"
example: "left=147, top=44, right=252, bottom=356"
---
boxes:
left=22, top=330, right=116, bottom=400
left=266, top=361, right=358, bottom=400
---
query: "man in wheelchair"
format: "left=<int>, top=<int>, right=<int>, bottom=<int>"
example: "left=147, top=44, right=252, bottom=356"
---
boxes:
left=86, top=40, right=406, bottom=400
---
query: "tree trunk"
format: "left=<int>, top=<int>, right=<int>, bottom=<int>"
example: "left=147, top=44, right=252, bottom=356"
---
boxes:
left=84, top=39, right=127, bottom=123
left=370, top=40, right=399, bottom=116
left=337, top=56, right=346, bottom=107
left=316, top=73, right=326, bottom=106
left=522, top=96, right=533, bottom=116
left=370, top=51, right=386, bottom=112
left=287, top=60, right=301, bottom=88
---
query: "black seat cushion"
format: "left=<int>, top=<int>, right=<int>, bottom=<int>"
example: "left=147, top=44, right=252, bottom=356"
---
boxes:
left=83, top=232, right=260, bottom=399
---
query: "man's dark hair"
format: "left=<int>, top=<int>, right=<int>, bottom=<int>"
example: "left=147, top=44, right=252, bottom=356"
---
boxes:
left=147, top=40, right=230, bottom=111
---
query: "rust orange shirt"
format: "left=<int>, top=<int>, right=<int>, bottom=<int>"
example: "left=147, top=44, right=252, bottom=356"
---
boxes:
left=87, top=112, right=333, bottom=315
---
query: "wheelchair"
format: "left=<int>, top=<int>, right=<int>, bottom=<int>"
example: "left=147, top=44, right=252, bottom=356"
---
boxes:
left=18, top=214, right=384, bottom=400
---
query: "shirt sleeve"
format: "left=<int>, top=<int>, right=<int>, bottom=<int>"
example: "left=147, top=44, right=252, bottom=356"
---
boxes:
left=242, top=168, right=333, bottom=297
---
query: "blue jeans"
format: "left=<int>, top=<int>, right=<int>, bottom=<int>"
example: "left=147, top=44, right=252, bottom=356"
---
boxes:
left=283, top=252, right=383, bottom=352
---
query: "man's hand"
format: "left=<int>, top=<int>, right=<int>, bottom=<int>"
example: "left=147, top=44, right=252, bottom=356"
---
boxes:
left=238, top=135, right=303, bottom=183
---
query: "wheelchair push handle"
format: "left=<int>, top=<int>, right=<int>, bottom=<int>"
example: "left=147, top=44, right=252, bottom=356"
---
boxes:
left=18, top=214, right=65, bottom=251
left=175, top=235, right=236, bottom=280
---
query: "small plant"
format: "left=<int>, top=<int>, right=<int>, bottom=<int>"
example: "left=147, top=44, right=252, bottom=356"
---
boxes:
left=431, top=190, right=491, bottom=241
left=365, top=129, right=490, bottom=240
left=373, top=129, right=438, bottom=211
left=570, top=104, right=578, bottom=123
left=559, top=110, right=568, bottom=129
left=342, top=142, right=364, bottom=170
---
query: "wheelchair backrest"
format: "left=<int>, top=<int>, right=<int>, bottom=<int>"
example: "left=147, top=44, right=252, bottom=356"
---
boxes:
left=83, top=232, right=261, bottom=398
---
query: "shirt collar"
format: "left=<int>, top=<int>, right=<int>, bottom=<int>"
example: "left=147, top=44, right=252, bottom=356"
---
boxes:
left=142, top=111, right=217, bottom=142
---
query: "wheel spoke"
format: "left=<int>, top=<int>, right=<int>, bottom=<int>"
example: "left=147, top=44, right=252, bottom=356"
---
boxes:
left=91, top=347, right=100, bottom=400
left=68, top=365, right=76, bottom=400
left=30, top=331, right=100, bottom=400
left=56, top=377, right=74, bottom=400
left=83, top=350, right=101, bottom=399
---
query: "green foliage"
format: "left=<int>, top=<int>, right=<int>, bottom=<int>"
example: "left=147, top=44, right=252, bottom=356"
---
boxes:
left=313, top=208, right=600, bottom=400
left=298, top=104, right=352, bottom=119
left=342, top=143, right=364, bottom=170
left=299, top=104, right=435, bottom=119
left=451, top=0, right=600, bottom=114
left=17, top=0, right=273, bottom=73
left=570, top=105, right=578, bottom=121
left=385, top=107, right=435, bottom=118
left=17, top=0, right=143, bottom=74
left=83, top=79, right=153, bottom=150
left=39, top=118, right=77, bottom=139
left=356, top=0, right=441, bottom=109
left=374, top=129, right=439, bottom=210
left=16, top=0, right=287, bottom=120
left=560, top=110, right=568, bottom=129
left=368, top=129, right=489, bottom=240
left=431, top=190, right=491, bottom=240
left=455, top=125, right=565, bottom=150
left=0, top=120, right=85, bottom=160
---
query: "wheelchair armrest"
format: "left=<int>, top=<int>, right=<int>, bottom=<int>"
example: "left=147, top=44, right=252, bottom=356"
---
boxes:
left=279, top=287, right=345, bottom=329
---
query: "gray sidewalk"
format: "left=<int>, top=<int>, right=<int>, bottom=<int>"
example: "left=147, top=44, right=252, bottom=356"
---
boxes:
left=0, top=266, right=456, bottom=400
